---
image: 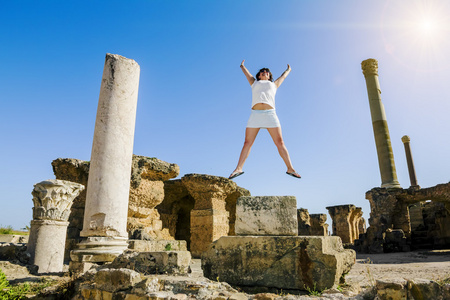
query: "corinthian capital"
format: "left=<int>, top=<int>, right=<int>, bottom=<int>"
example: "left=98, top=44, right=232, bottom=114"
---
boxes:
left=32, top=179, right=85, bottom=221
left=401, top=135, right=411, bottom=143
left=361, top=58, right=378, bottom=76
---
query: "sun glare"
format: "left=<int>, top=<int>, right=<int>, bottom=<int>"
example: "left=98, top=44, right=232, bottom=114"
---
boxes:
left=381, top=0, right=450, bottom=72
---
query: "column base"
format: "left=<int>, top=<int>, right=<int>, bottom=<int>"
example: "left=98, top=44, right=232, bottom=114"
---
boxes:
left=70, top=236, right=128, bottom=263
left=381, top=181, right=402, bottom=189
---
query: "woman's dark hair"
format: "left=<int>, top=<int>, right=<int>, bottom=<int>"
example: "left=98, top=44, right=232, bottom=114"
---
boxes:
left=256, top=68, right=273, bottom=81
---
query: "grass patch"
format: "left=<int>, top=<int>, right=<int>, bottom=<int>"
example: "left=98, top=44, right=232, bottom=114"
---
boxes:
left=0, top=226, right=28, bottom=236
left=0, top=268, right=55, bottom=299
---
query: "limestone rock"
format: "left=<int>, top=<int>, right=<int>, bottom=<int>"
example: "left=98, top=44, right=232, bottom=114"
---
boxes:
left=159, top=174, right=250, bottom=258
left=109, top=250, right=191, bottom=275
left=94, top=268, right=142, bottom=292
left=181, top=174, right=237, bottom=210
left=128, top=239, right=187, bottom=252
left=376, top=278, right=407, bottom=300
left=235, top=196, right=298, bottom=236
left=310, top=213, right=329, bottom=236
left=131, top=155, right=179, bottom=187
left=297, top=208, right=311, bottom=235
left=201, top=236, right=355, bottom=291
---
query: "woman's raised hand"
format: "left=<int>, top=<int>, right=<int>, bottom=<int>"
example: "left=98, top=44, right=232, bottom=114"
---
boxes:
left=241, top=60, right=245, bottom=67
left=286, top=64, right=291, bottom=71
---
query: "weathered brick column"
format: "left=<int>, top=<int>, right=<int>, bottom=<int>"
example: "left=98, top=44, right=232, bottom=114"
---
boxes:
left=181, top=174, right=236, bottom=258
left=361, top=58, right=401, bottom=189
left=28, top=180, right=84, bottom=273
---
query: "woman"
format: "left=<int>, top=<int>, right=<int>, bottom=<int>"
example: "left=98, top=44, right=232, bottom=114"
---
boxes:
left=229, top=60, right=301, bottom=179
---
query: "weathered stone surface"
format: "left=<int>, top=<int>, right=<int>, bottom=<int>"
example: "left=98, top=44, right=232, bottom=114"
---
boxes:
left=297, top=208, right=311, bottom=235
left=359, top=183, right=450, bottom=253
left=201, top=236, right=355, bottom=291
left=310, top=214, right=329, bottom=236
left=376, top=278, right=407, bottom=300
left=108, top=250, right=191, bottom=275
left=94, top=268, right=142, bottom=292
left=31, top=179, right=85, bottom=221
left=128, top=239, right=187, bottom=252
left=131, top=155, right=179, bottom=186
left=52, top=155, right=179, bottom=260
left=327, top=204, right=363, bottom=244
left=28, top=179, right=84, bottom=274
left=235, top=196, right=297, bottom=236
left=407, top=279, right=443, bottom=300
left=158, top=174, right=250, bottom=258
left=181, top=174, right=237, bottom=211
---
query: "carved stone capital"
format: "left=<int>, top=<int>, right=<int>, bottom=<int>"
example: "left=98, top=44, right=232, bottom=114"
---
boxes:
left=401, top=135, right=411, bottom=143
left=361, top=58, right=378, bottom=76
left=32, top=179, right=85, bottom=221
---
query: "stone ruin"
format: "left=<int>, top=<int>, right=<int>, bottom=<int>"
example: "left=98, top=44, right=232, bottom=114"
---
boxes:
left=356, top=183, right=450, bottom=253
left=52, top=156, right=250, bottom=260
left=202, top=196, right=356, bottom=292
left=297, top=208, right=329, bottom=236
left=359, top=58, right=450, bottom=254
left=326, top=205, right=366, bottom=245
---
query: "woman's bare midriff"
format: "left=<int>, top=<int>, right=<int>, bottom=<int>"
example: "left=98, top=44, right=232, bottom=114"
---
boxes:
left=252, top=103, right=274, bottom=110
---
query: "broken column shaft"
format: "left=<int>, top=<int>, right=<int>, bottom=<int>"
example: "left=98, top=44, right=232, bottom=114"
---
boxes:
left=401, top=135, right=419, bottom=188
left=71, top=54, right=140, bottom=266
left=361, top=58, right=401, bottom=189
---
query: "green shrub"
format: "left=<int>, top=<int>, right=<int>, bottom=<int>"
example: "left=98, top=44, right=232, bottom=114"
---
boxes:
left=0, top=226, right=13, bottom=235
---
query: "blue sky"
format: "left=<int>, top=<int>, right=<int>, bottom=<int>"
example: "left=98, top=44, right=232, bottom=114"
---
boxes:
left=1, top=1, right=450, bottom=230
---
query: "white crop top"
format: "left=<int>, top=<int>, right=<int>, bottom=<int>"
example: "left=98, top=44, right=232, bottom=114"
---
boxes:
left=251, top=80, right=277, bottom=109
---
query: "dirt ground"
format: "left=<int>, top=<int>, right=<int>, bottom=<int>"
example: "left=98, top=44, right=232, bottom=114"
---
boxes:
left=1, top=249, right=450, bottom=295
left=346, top=250, right=450, bottom=288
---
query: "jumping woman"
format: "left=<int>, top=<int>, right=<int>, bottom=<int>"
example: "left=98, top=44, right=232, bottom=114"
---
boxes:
left=229, top=60, right=301, bottom=179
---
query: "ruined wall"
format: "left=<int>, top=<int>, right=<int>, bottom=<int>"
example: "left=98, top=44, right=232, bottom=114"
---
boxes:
left=52, top=155, right=179, bottom=261
left=357, top=183, right=450, bottom=253
left=326, top=205, right=364, bottom=244
left=157, top=174, right=250, bottom=258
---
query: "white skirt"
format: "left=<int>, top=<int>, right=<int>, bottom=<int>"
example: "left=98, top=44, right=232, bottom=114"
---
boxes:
left=246, top=109, right=281, bottom=128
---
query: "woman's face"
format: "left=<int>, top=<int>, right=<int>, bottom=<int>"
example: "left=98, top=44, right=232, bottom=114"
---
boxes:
left=259, top=69, right=270, bottom=80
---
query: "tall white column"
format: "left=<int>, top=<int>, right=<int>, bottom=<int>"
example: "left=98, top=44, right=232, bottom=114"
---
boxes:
left=71, top=54, right=140, bottom=266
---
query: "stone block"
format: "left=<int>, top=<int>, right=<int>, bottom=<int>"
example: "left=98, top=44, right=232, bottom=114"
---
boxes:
left=376, top=278, right=407, bottom=300
left=407, top=279, right=442, bottom=300
left=128, top=239, right=187, bottom=252
left=110, top=250, right=191, bottom=274
left=94, top=268, right=142, bottom=292
left=235, top=196, right=297, bottom=236
left=201, top=236, right=355, bottom=291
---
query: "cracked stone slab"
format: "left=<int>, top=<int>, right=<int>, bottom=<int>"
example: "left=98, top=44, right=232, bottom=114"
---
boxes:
left=235, top=196, right=298, bottom=236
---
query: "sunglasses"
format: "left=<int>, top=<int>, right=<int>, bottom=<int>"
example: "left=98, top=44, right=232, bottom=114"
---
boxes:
left=260, top=70, right=270, bottom=73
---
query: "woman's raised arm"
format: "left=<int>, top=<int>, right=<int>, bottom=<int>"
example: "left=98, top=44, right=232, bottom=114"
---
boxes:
left=240, top=60, right=255, bottom=86
left=274, top=64, right=291, bottom=88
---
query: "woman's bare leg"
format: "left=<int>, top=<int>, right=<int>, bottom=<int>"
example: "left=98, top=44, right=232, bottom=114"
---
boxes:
left=267, top=127, right=297, bottom=174
left=230, top=127, right=260, bottom=175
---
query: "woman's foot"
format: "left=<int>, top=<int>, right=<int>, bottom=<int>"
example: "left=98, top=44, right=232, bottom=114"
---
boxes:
left=286, top=171, right=301, bottom=179
left=229, top=170, right=244, bottom=179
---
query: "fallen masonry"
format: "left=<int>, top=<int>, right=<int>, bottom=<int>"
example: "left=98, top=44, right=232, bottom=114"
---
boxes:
left=201, top=196, right=356, bottom=292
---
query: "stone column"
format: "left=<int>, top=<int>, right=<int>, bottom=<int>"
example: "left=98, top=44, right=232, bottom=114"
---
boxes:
left=71, top=54, right=140, bottom=267
left=27, top=180, right=84, bottom=273
left=181, top=174, right=236, bottom=258
left=326, top=205, right=356, bottom=244
left=401, top=135, right=419, bottom=188
left=361, top=59, right=401, bottom=189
